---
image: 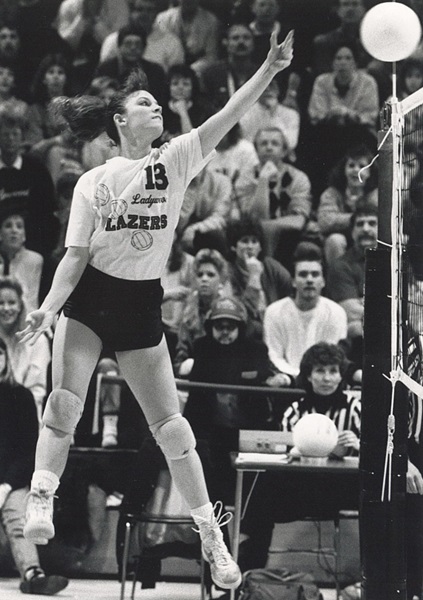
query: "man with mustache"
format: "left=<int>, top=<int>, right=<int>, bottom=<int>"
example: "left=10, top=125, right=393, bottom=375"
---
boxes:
left=200, top=22, right=258, bottom=113
left=326, top=201, right=378, bottom=375
left=263, top=242, right=347, bottom=381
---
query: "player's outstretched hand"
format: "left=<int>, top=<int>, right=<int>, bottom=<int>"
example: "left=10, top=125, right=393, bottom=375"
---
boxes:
left=17, top=310, right=55, bottom=345
left=266, top=29, right=294, bottom=75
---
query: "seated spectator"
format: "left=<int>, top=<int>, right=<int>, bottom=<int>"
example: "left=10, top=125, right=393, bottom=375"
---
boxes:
left=307, top=42, right=379, bottom=194
left=317, top=144, right=378, bottom=263
left=264, top=243, right=347, bottom=379
left=80, top=76, right=120, bottom=171
left=326, top=201, right=378, bottom=368
left=239, top=341, right=361, bottom=572
left=51, top=169, right=82, bottom=264
left=177, top=164, right=232, bottom=255
left=311, top=0, right=369, bottom=77
left=27, top=53, right=73, bottom=151
left=16, top=0, right=72, bottom=91
left=201, top=22, right=258, bottom=113
left=162, top=232, right=195, bottom=361
left=155, top=0, right=221, bottom=77
left=226, top=217, right=292, bottom=342
left=99, top=0, right=185, bottom=73
left=249, top=0, right=284, bottom=65
left=184, top=296, right=287, bottom=506
left=308, top=43, right=379, bottom=131
left=0, top=107, right=59, bottom=257
left=0, top=277, right=51, bottom=426
left=0, top=64, right=40, bottom=148
left=0, top=22, right=29, bottom=101
left=43, top=129, right=85, bottom=189
left=96, top=24, right=167, bottom=104
left=55, top=0, right=129, bottom=93
left=208, top=125, right=258, bottom=214
left=0, top=210, right=43, bottom=312
left=239, top=79, right=300, bottom=161
left=396, top=56, right=423, bottom=101
left=248, top=0, right=295, bottom=98
left=161, top=64, right=213, bottom=142
left=174, top=248, right=231, bottom=377
left=55, top=0, right=129, bottom=51
left=235, top=126, right=312, bottom=266
left=0, top=336, right=68, bottom=595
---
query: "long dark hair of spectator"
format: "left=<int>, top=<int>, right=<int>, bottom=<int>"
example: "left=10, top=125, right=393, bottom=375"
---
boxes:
left=327, top=144, right=378, bottom=194
left=397, top=56, right=423, bottom=98
left=30, top=53, right=72, bottom=105
left=50, top=68, right=150, bottom=145
left=166, top=64, right=201, bottom=103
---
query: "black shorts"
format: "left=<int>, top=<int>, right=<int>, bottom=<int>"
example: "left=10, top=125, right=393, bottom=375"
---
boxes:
left=63, top=264, right=164, bottom=352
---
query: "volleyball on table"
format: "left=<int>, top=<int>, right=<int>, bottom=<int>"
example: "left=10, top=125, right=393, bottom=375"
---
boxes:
left=293, top=413, right=338, bottom=458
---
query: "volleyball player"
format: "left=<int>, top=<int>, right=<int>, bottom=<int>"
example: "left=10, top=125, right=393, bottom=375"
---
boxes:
left=17, top=30, right=293, bottom=591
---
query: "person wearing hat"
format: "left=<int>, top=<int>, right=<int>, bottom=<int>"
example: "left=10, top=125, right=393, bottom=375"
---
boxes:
left=184, top=295, right=288, bottom=507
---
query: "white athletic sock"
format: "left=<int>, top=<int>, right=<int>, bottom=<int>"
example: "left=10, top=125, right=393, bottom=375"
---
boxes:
left=191, top=501, right=214, bottom=524
left=31, top=470, right=60, bottom=493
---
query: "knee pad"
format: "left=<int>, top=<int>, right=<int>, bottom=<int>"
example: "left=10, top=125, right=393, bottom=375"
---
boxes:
left=42, top=389, right=84, bottom=434
left=152, top=415, right=196, bottom=460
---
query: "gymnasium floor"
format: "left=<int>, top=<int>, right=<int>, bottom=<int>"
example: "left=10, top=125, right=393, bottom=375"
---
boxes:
left=0, top=578, right=338, bottom=599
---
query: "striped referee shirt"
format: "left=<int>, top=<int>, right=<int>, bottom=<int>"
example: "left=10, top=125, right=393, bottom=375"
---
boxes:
left=281, top=389, right=362, bottom=456
left=407, top=334, right=423, bottom=445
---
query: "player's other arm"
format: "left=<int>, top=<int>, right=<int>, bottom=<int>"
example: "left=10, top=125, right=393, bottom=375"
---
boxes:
left=197, top=30, right=294, bottom=158
left=18, top=247, right=89, bottom=344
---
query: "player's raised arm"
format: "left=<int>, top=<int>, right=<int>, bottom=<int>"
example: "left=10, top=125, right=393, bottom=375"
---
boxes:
left=198, top=29, right=294, bottom=158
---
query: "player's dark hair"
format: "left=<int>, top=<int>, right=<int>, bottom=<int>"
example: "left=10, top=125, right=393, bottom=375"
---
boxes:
left=50, top=68, right=149, bottom=145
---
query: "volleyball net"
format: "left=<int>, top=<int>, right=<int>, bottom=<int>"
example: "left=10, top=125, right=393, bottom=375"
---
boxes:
left=379, top=87, right=423, bottom=501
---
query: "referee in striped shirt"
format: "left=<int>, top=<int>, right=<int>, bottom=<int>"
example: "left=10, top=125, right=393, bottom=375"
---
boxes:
left=239, top=342, right=361, bottom=572
left=406, top=292, right=423, bottom=600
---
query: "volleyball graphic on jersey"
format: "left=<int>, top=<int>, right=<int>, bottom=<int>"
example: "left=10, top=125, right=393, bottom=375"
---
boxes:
left=110, top=199, right=128, bottom=218
left=95, top=183, right=110, bottom=205
left=131, top=229, right=153, bottom=251
left=293, top=413, right=338, bottom=458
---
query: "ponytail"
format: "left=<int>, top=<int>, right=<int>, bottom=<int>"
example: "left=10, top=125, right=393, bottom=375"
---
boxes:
left=51, top=68, right=150, bottom=146
left=50, top=95, right=109, bottom=143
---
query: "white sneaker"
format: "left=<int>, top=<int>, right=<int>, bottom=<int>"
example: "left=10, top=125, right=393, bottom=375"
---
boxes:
left=194, top=502, right=242, bottom=590
left=23, top=489, right=55, bottom=545
left=106, top=491, right=124, bottom=508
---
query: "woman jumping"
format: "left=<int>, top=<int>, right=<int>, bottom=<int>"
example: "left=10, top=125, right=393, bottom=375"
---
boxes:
left=18, top=29, right=293, bottom=591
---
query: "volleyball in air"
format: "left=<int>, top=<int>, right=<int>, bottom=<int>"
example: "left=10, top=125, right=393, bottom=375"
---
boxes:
left=360, top=2, right=421, bottom=62
left=292, top=414, right=338, bottom=458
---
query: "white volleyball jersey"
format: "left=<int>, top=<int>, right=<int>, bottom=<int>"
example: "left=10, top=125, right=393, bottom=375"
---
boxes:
left=65, top=129, right=215, bottom=280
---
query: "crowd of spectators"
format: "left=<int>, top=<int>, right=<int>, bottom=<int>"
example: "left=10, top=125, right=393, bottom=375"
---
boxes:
left=2, top=0, right=423, bottom=595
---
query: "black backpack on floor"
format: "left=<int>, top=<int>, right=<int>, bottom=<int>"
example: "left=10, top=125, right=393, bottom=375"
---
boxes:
left=239, top=568, right=324, bottom=600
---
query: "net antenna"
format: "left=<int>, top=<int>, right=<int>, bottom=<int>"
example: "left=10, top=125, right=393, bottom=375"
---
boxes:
left=381, top=75, right=423, bottom=501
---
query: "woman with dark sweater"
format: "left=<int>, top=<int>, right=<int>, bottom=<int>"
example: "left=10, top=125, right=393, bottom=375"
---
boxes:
left=0, top=336, right=68, bottom=595
left=184, top=296, right=286, bottom=506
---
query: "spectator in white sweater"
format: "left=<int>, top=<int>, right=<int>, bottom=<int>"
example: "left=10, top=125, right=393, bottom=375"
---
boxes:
left=264, top=243, right=347, bottom=378
left=0, top=276, right=50, bottom=426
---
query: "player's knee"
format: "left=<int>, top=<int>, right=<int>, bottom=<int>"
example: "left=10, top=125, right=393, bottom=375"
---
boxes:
left=151, top=415, right=196, bottom=460
left=42, top=389, right=84, bottom=434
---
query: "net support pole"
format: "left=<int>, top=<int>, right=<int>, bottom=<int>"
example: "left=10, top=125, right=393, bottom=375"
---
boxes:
left=360, top=119, right=408, bottom=600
